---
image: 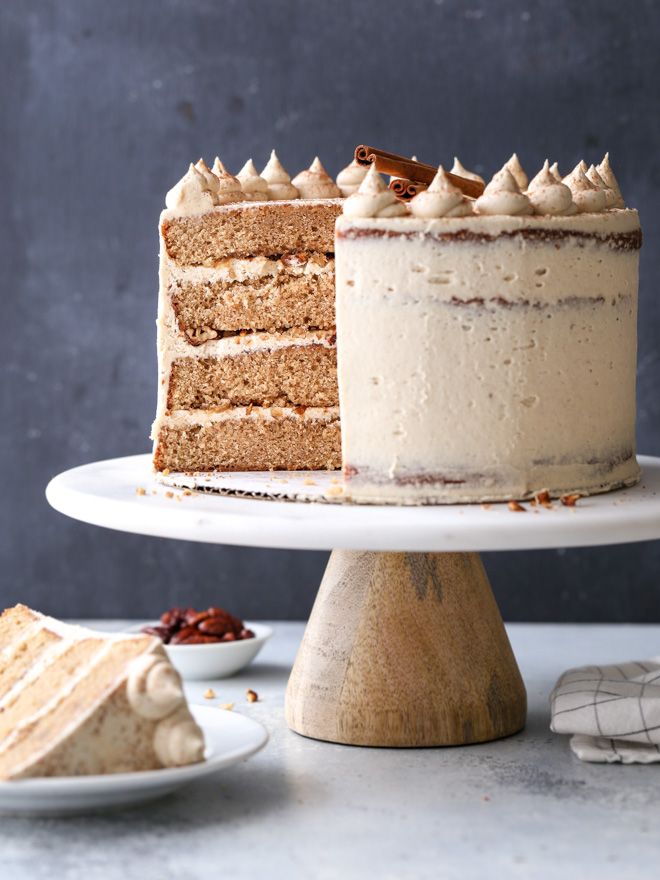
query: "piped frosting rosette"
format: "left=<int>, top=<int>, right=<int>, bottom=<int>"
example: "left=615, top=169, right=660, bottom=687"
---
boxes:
left=342, top=165, right=408, bottom=218
left=410, top=166, right=473, bottom=218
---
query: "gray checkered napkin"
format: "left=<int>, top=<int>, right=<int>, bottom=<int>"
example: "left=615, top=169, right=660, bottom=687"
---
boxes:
left=550, top=659, right=660, bottom=763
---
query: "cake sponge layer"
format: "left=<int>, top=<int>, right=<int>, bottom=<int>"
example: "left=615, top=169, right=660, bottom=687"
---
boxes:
left=170, top=267, right=336, bottom=339
left=161, top=200, right=342, bottom=264
left=154, top=413, right=341, bottom=471
left=167, top=344, right=338, bottom=410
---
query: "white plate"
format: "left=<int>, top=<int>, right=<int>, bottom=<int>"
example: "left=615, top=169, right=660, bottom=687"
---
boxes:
left=0, top=705, right=267, bottom=816
left=130, top=621, right=273, bottom=681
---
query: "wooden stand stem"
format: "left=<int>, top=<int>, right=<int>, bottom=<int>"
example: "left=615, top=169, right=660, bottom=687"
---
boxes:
left=285, top=550, right=526, bottom=747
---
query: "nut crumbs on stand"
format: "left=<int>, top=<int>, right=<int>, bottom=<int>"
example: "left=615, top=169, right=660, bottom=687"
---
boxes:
left=508, top=500, right=526, bottom=512
left=246, top=689, right=258, bottom=702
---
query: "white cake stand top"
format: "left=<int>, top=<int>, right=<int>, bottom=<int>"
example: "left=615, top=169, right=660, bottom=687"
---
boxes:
left=45, top=454, right=660, bottom=552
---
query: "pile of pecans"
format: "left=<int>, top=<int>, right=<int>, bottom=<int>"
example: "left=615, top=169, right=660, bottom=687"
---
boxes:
left=142, top=606, right=255, bottom=645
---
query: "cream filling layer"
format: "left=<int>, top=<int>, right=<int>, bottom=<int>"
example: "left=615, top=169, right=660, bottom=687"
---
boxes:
left=161, top=406, right=340, bottom=429
left=166, top=254, right=334, bottom=285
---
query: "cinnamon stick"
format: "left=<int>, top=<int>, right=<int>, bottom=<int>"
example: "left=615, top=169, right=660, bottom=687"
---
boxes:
left=354, top=145, right=484, bottom=198
left=389, top=179, right=427, bottom=200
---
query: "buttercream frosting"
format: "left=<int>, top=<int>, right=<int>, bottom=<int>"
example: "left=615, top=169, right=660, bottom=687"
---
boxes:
left=563, top=163, right=607, bottom=213
left=165, top=164, right=218, bottom=215
left=237, top=158, right=270, bottom=201
left=451, top=157, right=485, bottom=186
left=292, top=157, right=342, bottom=199
left=212, top=156, right=230, bottom=176
left=504, top=153, right=529, bottom=190
left=126, top=652, right=185, bottom=721
left=596, top=153, right=625, bottom=209
left=261, top=150, right=299, bottom=200
left=410, top=166, right=473, bottom=218
left=586, top=164, right=617, bottom=208
left=549, top=162, right=562, bottom=182
left=336, top=158, right=368, bottom=196
left=153, top=705, right=206, bottom=767
left=195, top=158, right=220, bottom=193
left=342, top=165, right=408, bottom=218
left=475, top=167, right=532, bottom=215
left=212, top=160, right=244, bottom=205
left=527, top=160, right=576, bottom=216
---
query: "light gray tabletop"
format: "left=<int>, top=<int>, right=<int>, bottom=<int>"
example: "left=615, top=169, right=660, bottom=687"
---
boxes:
left=3, top=622, right=660, bottom=880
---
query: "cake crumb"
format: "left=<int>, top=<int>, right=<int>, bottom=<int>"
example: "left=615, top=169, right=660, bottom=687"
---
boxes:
left=560, top=493, right=581, bottom=507
left=327, top=486, right=344, bottom=497
left=508, top=500, right=526, bottom=512
left=183, top=489, right=193, bottom=496
left=481, top=503, right=492, bottom=510
left=219, top=702, right=234, bottom=711
left=175, top=494, right=182, bottom=502
left=203, top=688, right=216, bottom=700
left=303, top=478, right=316, bottom=486
left=136, top=487, right=146, bottom=496
left=165, top=491, right=174, bottom=499
left=246, top=689, right=258, bottom=703
left=162, top=468, right=171, bottom=476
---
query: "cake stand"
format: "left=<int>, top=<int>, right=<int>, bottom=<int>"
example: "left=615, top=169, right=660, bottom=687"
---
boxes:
left=46, top=454, right=660, bottom=749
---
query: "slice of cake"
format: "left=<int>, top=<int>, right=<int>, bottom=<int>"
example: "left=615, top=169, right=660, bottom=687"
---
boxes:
left=0, top=605, right=205, bottom=779
left=152, top=153, right=362, bottom=473
left=335, top=155, right=641, bottom=503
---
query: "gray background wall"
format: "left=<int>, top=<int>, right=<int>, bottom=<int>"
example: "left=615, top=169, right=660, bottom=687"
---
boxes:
left=2, top=0, right=660, bottom=621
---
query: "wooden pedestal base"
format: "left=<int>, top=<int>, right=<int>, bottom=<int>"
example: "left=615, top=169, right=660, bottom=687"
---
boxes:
left=285, top=550, right=526, bottom=747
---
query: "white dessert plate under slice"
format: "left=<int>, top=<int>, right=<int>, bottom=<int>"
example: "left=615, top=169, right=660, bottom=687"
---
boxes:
left=0, top=705, right=268, bottom=816
left=129, top=621, right=273, bottom=680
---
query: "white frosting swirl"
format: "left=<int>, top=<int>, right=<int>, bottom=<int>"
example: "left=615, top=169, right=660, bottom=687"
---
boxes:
left=292, top=157, right=342, bottom=199
left=165, top=164, right=218, bottom=215
left=527, top=160, right=576, bottom=215
left=261, top=150, right=299, bottom=200
left=153, top=706, right=205, bottom=767
left=210, top=158, right=244, bottom=205
left=194, top=159, right=220, bottom=194
left=549, top=162, right=562, bottom=182
left=596, top=153, right=625, bottom=209
left=126, top=652, right=185, bottom=720
left=237, top=159, right=269, bottom=201
left=342, top=165, right=407, bottom=218
left=504, top=153, right=529, bottom=190
left=475, top=167, right=532, bottom=216
left=450, top=157, right=485, bottom=186
left=586, top=164, right=617, bottom=208
left=410, top=166, right=473, bottom=218
left=336, top=158, right=368, bottom=196
left=563, top=163, right=607, bottom=213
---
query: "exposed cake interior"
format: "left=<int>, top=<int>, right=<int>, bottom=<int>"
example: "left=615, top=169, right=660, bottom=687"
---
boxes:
left=152, top=154, right=347, bottom=473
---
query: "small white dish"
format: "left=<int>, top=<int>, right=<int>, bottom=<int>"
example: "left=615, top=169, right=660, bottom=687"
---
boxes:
left=0, top=705, right=267, bottom=816
left=129, top=621, right=273, bottom=681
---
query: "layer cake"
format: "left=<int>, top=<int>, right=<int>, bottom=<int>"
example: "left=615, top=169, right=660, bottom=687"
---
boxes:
left=0, top=605, right=204, bottom=778
left=152, top=153, right=366, bottom=472
left=335, top=155, right=641, bottom=503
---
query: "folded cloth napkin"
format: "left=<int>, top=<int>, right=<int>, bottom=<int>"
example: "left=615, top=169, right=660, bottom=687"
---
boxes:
left=550, top=659, right=660, bottom=763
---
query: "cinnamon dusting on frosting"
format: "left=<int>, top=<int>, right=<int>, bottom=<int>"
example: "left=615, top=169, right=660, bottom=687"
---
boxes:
left=596, top=153, right=625, bottom=209
left=527, top=160, right=576, bottom=216
left=292, top=157, right=342, bottom=199
left=237, top=159, right=269, bottom=201
left=343, top=165, right=407, bottom=218
left=261, top=150, right=299, bottom=200
left=504, top=153, right=529, bottom=190
left=563, top=163, right=607, bottom=213
left=475, top=167, right=532, bottom=216
left=336, top=158, right=368, bottom=196
left=410, top=166, right=473, bottom=218
left=451, top=157, right=485, bottom=186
